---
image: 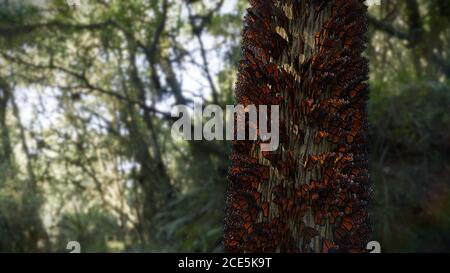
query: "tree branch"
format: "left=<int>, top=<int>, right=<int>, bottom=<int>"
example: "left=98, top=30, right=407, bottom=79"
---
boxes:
left=0, top=20, right=112, bottom=38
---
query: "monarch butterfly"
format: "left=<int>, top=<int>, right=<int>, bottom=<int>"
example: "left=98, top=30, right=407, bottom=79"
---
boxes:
left=334, top=227, right=347, bottom=240
left=322, top=239, right=338, bottom=253
left=315, top=31, right=321, bottom=46
left=261, top=202, right=269, bottom=218
left=341, top=217, right=354, bottom=231
left=232, top=197, right=248, bottom=210
left=344, top=205, right=353, bottom=215
left=243, top=221, right=251, bottom=231
left=227, top=240, right=238, bottom=247
left=240, top=211, right=252, bottom=223
left=252, top=191, right=262, bottom=205
left=314, top=130, right=329, bottom=144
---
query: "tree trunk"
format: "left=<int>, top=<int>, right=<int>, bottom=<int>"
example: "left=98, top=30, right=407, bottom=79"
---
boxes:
left=225, top=0, right=371, bottom=253
left=118, top=43, right=174, bottom=243
left=0, top=78, right=12, bottom=161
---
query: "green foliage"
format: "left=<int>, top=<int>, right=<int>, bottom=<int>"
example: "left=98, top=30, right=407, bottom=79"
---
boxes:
left=57, top=205, right=122, bottom=252
left=369, top=80, right=450, bottom=252
left=0, top=176, right=47, bottom=252
left=370, top=80, right=450, bottom=156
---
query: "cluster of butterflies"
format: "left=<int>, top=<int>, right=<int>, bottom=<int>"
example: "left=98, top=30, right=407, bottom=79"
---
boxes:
left=225, top=0, right=371, bottom=253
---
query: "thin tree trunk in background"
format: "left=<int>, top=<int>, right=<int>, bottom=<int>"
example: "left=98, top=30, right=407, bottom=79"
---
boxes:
left=0, top=79, right=51, bottom=251
left=0, top=78, right=12, bottom=161
left=225, top=0, right=370, bottom=253
left=117, top=43, right=174, bottom=243
left=11, top=94, right=37, bottom=191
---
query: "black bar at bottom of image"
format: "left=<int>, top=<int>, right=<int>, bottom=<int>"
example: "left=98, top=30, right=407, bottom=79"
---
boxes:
left=0, top=253, right=447, bottom=272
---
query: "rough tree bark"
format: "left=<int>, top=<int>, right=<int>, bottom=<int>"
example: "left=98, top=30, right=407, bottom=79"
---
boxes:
left=225, top=0, right=371, bottom=253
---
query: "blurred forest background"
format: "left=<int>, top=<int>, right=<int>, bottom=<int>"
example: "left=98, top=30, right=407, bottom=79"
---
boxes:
left=0, top=0, right=448, bottom=252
